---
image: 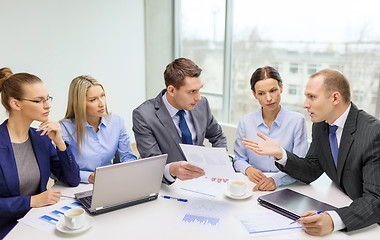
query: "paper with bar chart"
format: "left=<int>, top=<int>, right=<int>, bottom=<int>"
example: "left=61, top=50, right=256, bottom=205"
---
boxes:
left=18, top=199, right=82, bottom=234
left=176, top=198, right=232, bottom=231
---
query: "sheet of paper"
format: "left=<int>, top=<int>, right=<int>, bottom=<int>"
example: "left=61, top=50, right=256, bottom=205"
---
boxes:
left=179, top=144, right=236, bottom=179
left=179, top=176, right=229, bottom=197
left=176, top=198, right=232, bottom=232
left=235, top=209, right=302, bottom=237
left=18, top=199, right=82, bottom=234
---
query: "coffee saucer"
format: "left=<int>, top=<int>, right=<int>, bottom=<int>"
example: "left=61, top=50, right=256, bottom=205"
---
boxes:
left=224, top=190, right=253, bottom=200
left=56, top=216, right=94, bottom=234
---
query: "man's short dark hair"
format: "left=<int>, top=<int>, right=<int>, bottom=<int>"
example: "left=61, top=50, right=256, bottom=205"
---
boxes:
left=311, top=69, right=351, bottom=103
left=164, top=58, right=202, bottom=89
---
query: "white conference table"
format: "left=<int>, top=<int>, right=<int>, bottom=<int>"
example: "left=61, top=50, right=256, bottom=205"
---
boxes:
left=5, top=173, right=380, bottom=240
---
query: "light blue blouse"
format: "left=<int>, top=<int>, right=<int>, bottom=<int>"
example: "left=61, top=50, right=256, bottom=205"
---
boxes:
left=60, top=114, right=137, bottom=183
left=233, top=106, right=308, bottom=187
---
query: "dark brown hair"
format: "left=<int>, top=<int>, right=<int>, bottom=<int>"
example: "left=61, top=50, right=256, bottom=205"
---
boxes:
left=311, top=69, right=351, bottom=103
left=0, top=67, right=42, bottom=112
left=164, top=58, right=202, bottom=89
left=250, top=66, right=282, bottom=92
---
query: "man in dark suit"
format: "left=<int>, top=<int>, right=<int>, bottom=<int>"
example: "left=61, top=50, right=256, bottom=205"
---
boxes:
left=133, top=58, right=227, bottom=184
left=243, top=69, right=380, bottom=235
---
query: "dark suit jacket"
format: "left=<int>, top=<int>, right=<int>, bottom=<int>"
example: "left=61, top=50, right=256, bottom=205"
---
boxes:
left=0, top=120, right=80, bottom=238
left=277, top=103, right=380, bottom=231
left=132, top=89, right=227, bottom=183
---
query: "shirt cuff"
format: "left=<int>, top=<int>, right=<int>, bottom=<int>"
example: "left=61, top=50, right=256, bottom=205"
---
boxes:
left=233, top=160, right=252, bottom=174
left=164, top=163, right=176, bottom=183
left=326, top=211, right=346, bottom=231
left=80, top=171, right=92, bottom=184
left=275, top=148, right=288, bottom=166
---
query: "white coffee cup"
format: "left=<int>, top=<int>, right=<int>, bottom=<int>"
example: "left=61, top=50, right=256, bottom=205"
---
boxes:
left=227, top=180, right=247, bottom=196
left=64, top=208, right=85, bottom=230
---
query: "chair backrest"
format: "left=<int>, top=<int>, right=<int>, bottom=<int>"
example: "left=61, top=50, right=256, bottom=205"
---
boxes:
left=113, top=143, right=140, bottom=164
left=113, top=150, right=120, bottom=164
left=203, top=123, right=237, bottom=157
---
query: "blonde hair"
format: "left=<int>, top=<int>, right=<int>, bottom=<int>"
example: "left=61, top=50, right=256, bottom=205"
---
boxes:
left=63, top=75, right=108, bottom=155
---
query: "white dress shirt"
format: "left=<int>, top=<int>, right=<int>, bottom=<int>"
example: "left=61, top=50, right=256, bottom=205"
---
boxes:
left=162, top=93, right=197, bottom=182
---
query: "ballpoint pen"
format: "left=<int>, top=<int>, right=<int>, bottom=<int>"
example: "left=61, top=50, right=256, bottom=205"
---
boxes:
left=289, top=210, right=324, bottom=224
left=162, top=195, right=188, bottom=202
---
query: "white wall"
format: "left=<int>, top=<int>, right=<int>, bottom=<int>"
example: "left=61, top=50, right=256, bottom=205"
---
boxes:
left=0, top=0, right=145, bottom=141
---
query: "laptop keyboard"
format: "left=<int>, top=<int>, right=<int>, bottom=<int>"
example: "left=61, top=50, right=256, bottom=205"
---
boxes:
left=81, top=195, right=92, bottom=208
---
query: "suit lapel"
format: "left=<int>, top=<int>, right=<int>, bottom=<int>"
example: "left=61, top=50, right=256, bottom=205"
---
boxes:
left=154, top=90, right=182, bottom=151
left=0, top=120, right=20, bottom=196
left=336, top=104, right=357, bottom=182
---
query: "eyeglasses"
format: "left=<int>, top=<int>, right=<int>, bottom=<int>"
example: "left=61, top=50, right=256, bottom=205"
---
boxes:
left=16, top=96, right=53, bottom=104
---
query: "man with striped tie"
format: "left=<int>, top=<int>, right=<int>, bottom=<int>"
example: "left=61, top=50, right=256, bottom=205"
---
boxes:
left=133, top=58, right=227, bottom=184
left=242, top=69, right=380, bottom=236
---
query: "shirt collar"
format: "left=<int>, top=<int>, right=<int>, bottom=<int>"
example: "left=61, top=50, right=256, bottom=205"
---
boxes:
left=162, top=92, right=183, bottom=118
left=255, top=106, right=284, bottom=128
left=329, top=103, right=351, bottom=128
left=85, top=116, right=107, bottom=128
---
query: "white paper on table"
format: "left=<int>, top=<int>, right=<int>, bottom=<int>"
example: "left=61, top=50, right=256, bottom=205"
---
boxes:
left=179, top=144, right=236, bottom=179
left=179, top=176, right=229, bottom=197
left=176, top=198, right=232, bottom=232
left=235, top=209, right=302, bottom=237
left=18, top=199, right=82, bottom=234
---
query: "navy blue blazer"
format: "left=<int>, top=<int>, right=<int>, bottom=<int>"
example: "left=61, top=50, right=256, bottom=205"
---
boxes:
left=0, top=120, right=80, bottom=238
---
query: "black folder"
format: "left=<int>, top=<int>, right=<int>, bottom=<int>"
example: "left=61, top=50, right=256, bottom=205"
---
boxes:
left=257, top=189, right=336, bottom=220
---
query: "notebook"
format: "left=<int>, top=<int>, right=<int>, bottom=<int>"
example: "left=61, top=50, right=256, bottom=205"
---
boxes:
left=74, top=154, right=167, bottom=215
left=257, top=188, right=336, bottom=220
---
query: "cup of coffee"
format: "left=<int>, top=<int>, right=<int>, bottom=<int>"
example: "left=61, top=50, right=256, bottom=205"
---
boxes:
left=64, top=208, right=85, bottom=230
left=227, top=180, right=247, bottom=197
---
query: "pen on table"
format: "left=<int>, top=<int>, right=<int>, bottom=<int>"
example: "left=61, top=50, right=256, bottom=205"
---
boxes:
left=161, top=195, right=188, bottom=202
left=290, top=210, right=324, bottom=225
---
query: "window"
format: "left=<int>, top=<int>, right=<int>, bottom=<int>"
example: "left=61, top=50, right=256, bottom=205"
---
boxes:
left=178, top=0, right=380, bottom=130
left=307, top=64, right=320, bottom=75
left=179, top=0, right=226, bottom=121
left=288, top=84, right=300, bottom=96
left=290, top=63, right=301, bottom=74
left=353, top=90, right=364, bottom=103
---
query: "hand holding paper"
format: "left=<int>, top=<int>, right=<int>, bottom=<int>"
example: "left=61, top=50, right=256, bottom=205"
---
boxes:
left=170, top=161, right=205, bottom=180
left=179, top=144, right=235, bottom=179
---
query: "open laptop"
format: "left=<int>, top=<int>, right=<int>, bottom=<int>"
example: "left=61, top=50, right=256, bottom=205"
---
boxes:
left=74, top=154, right=167, bottom=215
left=257, top=188, right=336, bottom=220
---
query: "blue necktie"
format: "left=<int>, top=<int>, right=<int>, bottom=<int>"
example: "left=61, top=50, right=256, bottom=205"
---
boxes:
left=177, top=110, right=193, bottom=145
left=329, top=125, right=339, bottom=167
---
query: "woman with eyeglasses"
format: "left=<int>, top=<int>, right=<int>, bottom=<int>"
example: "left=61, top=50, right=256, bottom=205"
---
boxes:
left=60, top=75, right=137, bottom=184
left=233, top=66, right=308, bottom=191
left=0, top=68, right=80, bottom=238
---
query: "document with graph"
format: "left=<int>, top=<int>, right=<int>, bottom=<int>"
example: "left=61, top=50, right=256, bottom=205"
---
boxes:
left=179, top=144, right=235, bottom=179
left=18, top=199, right=82, bottom=234
left=175, top=198, right=232, bottom=231
left=235, top=209, right=302, bottom=237
left=179, top=176, right=229, bottom=197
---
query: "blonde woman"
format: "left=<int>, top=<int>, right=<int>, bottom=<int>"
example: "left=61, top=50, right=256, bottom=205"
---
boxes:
left=0, top=68, right=80, bottom=238
left=60, top=75, right=136, bottom=184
